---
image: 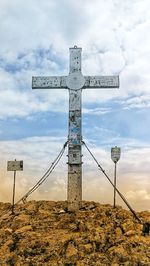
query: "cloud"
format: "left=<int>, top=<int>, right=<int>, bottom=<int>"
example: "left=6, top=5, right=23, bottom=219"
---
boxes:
left=125, top=190, right=150, bottom=211
left=121, top=95, right=150, bottom=110
left=0, top=66, right=69, bottom=119
left=0, top=0, right=150, bottom=119
left=126, top=190, right=150, bottom=201
left=83, top=107, right=111, bottom=115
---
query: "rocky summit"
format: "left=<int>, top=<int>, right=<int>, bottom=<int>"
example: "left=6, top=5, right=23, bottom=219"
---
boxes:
left=0, top=201, right=149, bottom=266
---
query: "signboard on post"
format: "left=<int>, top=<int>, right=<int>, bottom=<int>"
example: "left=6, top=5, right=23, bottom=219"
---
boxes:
left=7, top=160, right=23, bottom=171
left=111, top=146, right=121, bottom=163
left=7, top=159, right=23, bottom=215
left=111, top=146, right=121, bottom=208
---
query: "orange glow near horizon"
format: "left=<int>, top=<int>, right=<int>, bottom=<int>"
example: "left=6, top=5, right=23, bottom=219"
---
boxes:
left=0, top=165, right=149, bottom=212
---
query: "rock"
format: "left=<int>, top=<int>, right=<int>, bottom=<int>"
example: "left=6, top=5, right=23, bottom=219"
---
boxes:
left=68, top=222, right=79, bottom=231
left=124, top=230, right=136, bottom=236
left=14, top=214, right=30, bottom=225
left=4, top=228, right=13, bottom=235
left=59, top=209, right=66, bottom=214
left=109, top=245, right=129, bottom=263
left=115, top=227, right=122, bottom=237
left=0, top=200, right=149, bottom=265
left=121, top=220, right=135, bottom=233
left=15, top=225, right=32, bottom=234
left=84, top=243, right=93, bottom=253
left=65, top=242, right=78, bottom=258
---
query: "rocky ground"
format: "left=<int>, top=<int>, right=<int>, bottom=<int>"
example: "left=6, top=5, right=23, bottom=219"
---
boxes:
left=0, top=200, right=149, bottom=266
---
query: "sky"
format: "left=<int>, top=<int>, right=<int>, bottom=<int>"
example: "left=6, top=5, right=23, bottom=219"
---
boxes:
left=0, top=0, right=150, bottom=211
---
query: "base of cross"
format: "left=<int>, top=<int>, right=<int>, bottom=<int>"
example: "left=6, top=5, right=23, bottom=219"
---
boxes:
left=67, top=162, right=82, bottom=212
left=67, top=200, right=82, bottom=212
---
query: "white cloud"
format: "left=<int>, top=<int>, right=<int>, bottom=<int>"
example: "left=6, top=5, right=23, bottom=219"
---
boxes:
left=121, top=95, right=150, bottom=110
left=83, top=107, right=111, bottom=115
left=0, top=67, right=69, bottom=119
left=0, top=0, right=150, bottom=118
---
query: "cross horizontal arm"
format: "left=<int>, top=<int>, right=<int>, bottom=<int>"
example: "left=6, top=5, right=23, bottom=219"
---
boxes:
left=32, top=76, right=67, bottom=89
left=84, top=76, right=119, bottom=88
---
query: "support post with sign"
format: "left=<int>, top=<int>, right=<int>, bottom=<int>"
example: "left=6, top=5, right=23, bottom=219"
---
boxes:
left=7, top=160, right=23, bottom=214
left=111, top=146, right=121, bottom=208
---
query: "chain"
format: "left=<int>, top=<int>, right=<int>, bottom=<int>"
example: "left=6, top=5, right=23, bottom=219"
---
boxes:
left=16, top=141, right=68, bottom=205
left=82, top=140, right=142, bottom=224
left=0, top=141, right=68, bottom=218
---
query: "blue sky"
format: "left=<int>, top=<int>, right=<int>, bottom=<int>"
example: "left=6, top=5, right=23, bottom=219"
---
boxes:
left=0, top=0, right=150, bottom=210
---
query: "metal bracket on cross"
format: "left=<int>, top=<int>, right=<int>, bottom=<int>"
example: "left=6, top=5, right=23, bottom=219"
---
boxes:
left=32, top=45, right=119, bottom=211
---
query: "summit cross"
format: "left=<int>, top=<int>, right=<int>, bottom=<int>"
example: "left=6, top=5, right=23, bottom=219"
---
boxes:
left=32, top=45, right=119, bottom=211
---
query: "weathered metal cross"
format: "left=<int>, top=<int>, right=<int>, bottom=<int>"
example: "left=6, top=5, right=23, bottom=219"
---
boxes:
left=32, top=46, right=119, bottom=211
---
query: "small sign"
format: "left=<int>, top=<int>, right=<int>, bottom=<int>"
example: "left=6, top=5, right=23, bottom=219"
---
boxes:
left=7, top=160, right=23, bottom=171
left=111, top=146, right=121, bottom=163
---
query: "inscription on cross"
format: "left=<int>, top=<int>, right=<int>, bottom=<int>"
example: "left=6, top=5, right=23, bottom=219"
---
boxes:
left=32, top=45, right=119, bottom=211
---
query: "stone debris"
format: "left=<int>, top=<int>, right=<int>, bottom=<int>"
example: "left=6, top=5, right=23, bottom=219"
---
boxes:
left=0, top=200, right=149, bottom=265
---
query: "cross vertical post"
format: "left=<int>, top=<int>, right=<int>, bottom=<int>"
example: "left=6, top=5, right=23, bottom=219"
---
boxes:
left=67, top=47, right=83, bottom=211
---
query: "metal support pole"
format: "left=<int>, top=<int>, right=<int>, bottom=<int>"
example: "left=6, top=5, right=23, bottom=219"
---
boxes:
left=12, top=170, right=16, bottom=215
left=113, top=162, right=117, bottom=208
left=111, top=146, right=120, bottom=209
